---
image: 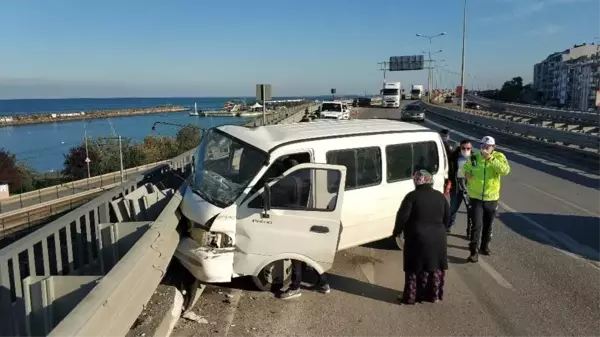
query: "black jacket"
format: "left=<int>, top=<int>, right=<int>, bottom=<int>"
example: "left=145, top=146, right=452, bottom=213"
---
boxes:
left=447, top=147, right=461, bottom=189
left=393, top=185, right=450, bottom=272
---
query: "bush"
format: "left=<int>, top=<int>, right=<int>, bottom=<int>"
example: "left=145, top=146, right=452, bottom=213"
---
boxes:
left=0, top=148, right=34, bottom=193
left=176, top=125, right=202, bottom=153
left=140, top=136, right=178, bottom=163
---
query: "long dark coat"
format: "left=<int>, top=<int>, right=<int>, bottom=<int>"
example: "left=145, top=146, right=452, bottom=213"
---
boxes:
left=393, top=185, right=450, bottom=272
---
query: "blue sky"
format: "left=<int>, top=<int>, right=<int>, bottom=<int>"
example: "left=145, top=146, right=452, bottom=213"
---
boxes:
left=0, top=0, right=597, bottom=98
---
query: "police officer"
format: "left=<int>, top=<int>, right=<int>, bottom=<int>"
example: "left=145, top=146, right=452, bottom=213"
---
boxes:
left=463, top=136, right=511, bottom=262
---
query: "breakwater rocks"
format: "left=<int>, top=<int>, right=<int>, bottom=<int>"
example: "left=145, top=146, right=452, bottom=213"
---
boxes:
left=0, top=105, right=187, bottom=127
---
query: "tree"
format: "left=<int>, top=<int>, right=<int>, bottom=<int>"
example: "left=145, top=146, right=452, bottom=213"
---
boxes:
left=140, top=136, right=178, bottom=163
left=62, top=144, right=101, bottom=180
left=0, top=148, right=32, bottom=193
left=91, top=137, right=146, bottom=173
left=498, top=76, right=524, bottom=102
left=175, top=125, right=202, bottom=153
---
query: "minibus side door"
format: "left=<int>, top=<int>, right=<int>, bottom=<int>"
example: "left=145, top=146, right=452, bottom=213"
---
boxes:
left=234, top=163, right=347, bottom=276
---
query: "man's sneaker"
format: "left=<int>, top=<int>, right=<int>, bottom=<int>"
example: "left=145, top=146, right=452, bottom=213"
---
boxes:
left=312, top=283, right=331, bottom=294
left=467, top=253, right=479, bottom=263
left=446, top=228, right=451, bottom=234
left=480, top=247, right=491, bottom=256
left=279, top=288, right=301, bottom=300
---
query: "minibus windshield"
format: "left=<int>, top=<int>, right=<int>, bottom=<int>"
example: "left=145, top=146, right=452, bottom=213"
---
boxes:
left=192, top=128, right=267, bottom=208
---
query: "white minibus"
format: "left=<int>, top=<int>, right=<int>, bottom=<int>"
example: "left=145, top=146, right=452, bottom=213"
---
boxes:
left=176, top=119, right=448, bottom=290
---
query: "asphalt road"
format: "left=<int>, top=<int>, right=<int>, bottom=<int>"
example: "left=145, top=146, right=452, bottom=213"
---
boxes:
left=173, top=102, right=600, bottom=336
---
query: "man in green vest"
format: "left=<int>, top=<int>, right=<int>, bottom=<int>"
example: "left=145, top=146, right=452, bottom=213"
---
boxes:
left=463, top=136, right=511, bottom=262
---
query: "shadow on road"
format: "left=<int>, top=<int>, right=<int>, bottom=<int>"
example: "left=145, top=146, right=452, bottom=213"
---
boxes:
left=500, top=212, right=600, bottom=262
left=362, top=237, right=399, bottom=251
left=326, top=273, right=400, bottom=305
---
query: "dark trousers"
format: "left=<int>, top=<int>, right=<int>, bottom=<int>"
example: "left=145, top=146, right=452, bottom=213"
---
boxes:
left=469, top=199, right=498, bottom=252
left=290, top=260, right=328, bottom=290
left=448, top=188, right=465, bottom=229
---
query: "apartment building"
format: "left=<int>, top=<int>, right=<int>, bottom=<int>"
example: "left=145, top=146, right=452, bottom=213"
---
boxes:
left=532, top=43, right=599, bottom=111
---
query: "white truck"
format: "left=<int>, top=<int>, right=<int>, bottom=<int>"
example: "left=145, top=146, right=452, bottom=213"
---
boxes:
left=381, top=81, right=402, bottom=108
left=411, top=84, right=424, bottom=100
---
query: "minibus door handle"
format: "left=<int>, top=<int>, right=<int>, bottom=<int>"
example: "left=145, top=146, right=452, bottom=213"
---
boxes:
left=310, top=225, right=329, bottom=234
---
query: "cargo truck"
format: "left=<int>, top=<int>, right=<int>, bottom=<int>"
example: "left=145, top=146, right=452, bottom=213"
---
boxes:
left=381, top=82, right=402, bottom=108
left=410, top=84, right=424, bottom=100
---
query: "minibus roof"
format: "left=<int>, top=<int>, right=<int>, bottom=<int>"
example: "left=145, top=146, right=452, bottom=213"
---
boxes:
left=217, top=119, right=433, bottom=154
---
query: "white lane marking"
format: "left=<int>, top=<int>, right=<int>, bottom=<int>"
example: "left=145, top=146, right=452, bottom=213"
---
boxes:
left=478, top=257, right=514, bottom=290
left=223, top=289, right=242, bottom=337
left=520, top=182, right=599, bottom=217
left=425, top=118, right=600, bottom=180
left=499, top=202, right=600, bottom=271
left=359, top=262, right=376, bottom=284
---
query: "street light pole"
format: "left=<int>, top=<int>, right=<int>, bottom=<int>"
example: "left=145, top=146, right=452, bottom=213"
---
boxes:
left=118, top=135, right=124, bottom=183
left=460, top=0, right=467, bottom=112
left=416, top=32, right=446, bottom=103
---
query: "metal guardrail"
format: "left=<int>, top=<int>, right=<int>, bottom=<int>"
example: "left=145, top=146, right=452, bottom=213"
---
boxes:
left=0, top=148, right=195, bottom=336
left=424, top=103, right=600, bottom=151
left=243, top=102, right=319, bottom=127
left=0, top=162, right=166, bottom=214
left=468, top=95, right=599, bottom=124
left=0, top=187, right=111, bottom=239
left=48, top=182, right=187, bottom=337
left=0, top=105, right=311, bottom=337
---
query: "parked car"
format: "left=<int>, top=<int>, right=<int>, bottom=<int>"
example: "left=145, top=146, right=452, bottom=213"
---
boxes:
left=444, top=96, right=453, bottom=104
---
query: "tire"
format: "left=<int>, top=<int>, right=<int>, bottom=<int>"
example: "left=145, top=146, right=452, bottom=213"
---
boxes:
left=252, top=259, right=293, bottom=292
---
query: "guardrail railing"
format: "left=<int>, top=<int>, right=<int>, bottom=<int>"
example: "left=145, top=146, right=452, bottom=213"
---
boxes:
left=0, top=103, right=312, bottom=337
left=424, top=102, right=600, bottom=151
left=0, top=162, right=166, bottom=214
left=467, top=95, right=599, bottom=124
left=0, top=148, right=195, bottom=337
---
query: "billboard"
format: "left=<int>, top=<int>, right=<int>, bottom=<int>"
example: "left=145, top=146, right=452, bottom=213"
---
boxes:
left=388, top=55, right=424, bottom=71
left=256, top=84, right=272, bottom=101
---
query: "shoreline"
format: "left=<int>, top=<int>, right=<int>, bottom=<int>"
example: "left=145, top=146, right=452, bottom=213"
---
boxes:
left=0, top=105, right=188, bottom=127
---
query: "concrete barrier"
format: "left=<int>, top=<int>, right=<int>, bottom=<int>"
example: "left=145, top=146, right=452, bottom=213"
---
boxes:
left=467, top=95, right=600, bottom=124
left=424, top=102, right=599, bottom=151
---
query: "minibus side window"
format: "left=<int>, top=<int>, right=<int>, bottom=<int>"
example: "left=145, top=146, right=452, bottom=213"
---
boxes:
left=325, top=147, right=382, bottom=190
left=386, top=141, right=439, bottom=183
left=248, top=168, right=341, bottom=211
left=245, top=152, right=311, bottom=202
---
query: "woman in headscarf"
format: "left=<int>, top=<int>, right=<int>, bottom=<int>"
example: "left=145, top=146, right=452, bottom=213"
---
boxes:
left=393, top=169, right=450, bottom=304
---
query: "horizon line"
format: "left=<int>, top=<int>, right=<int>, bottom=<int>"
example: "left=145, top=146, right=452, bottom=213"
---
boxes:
left=0, top=94, right=374, bottom=101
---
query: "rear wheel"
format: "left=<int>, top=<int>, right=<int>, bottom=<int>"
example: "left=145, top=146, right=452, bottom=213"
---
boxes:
left=252, top=259, right=293, bottom=292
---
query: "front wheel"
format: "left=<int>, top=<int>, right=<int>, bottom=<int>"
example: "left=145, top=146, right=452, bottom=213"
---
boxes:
left=252, top=259, right=293, bottom=292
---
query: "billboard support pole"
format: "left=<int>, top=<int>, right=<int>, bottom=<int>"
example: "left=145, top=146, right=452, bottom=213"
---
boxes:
left=459, top=0, right=467, bottom=112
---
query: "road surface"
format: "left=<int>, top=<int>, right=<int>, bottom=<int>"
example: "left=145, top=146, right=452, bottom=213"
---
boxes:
left=173, top=102, right=600, bottom=336
left=0, top=164, right=158, bottom=214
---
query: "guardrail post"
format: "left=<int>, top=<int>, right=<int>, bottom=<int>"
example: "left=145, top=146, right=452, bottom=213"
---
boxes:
left=19, top=193, right=23, bottom=208
left=38, top=190, right=42, bottom=203
left=56, top=185, right=59, bottom=199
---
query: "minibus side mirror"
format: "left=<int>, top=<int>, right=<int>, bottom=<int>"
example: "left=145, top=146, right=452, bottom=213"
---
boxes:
left=261, top=182, right=272, bottom=218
